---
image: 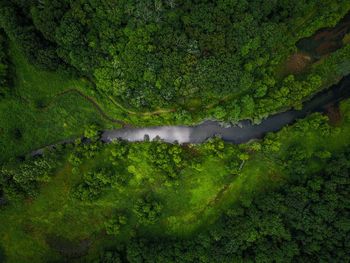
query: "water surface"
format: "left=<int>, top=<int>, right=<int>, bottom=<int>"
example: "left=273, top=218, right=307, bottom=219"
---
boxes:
left=101, top=75, right=350, bottom=144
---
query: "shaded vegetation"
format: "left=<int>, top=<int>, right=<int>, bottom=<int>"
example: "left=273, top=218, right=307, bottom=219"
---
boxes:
left=121, top=148, right=350, bottom=262
left=0, top=29, right=9, bottom=97
left=0, top=98, right=350, bottom=262
left=1, top=1, right=350, bottom=123
left=1, top=1, right=350, bottom=262
left=0, top=42, right=120, bottom=163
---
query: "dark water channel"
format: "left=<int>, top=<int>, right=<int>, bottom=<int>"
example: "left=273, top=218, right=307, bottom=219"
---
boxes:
left=31, top=12, right=350, bottom=156
left=101, top=75, right=350, bottom=144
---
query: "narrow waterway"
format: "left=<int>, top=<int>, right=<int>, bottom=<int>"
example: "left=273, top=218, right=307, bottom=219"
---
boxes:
left=26, top=11, right=350, bottom=157
left=29, top=74, right=350, bottom=158
left=101, top=75, right=350, bottom=144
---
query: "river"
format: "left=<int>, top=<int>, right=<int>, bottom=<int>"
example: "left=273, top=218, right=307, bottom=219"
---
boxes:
left=101, top=75, right=350, bottom=144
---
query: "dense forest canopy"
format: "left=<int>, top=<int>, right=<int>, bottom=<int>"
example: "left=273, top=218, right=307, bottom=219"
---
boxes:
left=1, top=0, right=350, bottom=122
left=0, top=0, right=350, bottom=262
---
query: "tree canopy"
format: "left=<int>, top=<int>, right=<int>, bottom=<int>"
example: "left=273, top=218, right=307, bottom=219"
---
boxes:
left=1, top=0, right=350, bottom=122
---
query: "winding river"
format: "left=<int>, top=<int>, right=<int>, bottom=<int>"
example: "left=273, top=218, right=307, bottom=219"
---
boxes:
left=29, top=74, right=350, bottom=158
left=101, top=75, right=350, bottom=144
left=26, top=12, right=350, bottom=156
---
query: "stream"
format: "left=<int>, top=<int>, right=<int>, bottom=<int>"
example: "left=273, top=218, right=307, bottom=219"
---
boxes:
left=30, top=12, right=350, bottom=156
left=29, top=74, right=350, bottom=158
left=101, top=75, right=350, bottom=144
left=101, top=12, right=350, bottom=145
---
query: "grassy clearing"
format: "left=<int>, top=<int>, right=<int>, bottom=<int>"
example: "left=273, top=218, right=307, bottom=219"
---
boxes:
left=161, top=97, right=350, bottom=236
left=1, top=98, right=350, bottom=262
left=0, top=44, right=123, bottom=163
left=0, top=42, right=202, bottom=163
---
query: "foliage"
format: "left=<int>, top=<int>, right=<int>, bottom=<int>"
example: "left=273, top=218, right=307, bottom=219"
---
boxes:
left=0, top=154, right=57, bottom=199
left=148, top=141, right=187, bottom=179
left=133, top=194, right=163, bottom=225
left=1, top=0, right=350, bottom=122
left=124, top=149, right=350, bottom=262
left=0, top=42, right=115, bottom=164
left=73, top=168, right=116, bottom=201
left=95, top=251, right=122, bottom=263
left=1, top=1, right=350, bottom=262
left=0, top=99, right=349, bottom=261
left=0, top=29, right=9, bottom=97
left=104, top=215, right=127, bottom=236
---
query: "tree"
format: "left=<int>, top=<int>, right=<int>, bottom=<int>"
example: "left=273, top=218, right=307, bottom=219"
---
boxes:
left=104, top=215, right=127, bottom=236
left=0, top=156, right=56, bottom=199
left=133, top=194, right=163, bottom=225
left=122, top=149, right=350, bottom=262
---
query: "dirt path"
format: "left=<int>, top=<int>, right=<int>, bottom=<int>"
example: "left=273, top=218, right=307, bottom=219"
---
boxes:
left=106, top=95, right=176, bottom=116
left=42, top=88, right=176, bottom=126
left=45, top=88, right=178, bottom=126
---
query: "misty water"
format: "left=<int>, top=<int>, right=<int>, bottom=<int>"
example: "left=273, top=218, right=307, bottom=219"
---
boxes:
left=101, top=75, right=350, bottom=144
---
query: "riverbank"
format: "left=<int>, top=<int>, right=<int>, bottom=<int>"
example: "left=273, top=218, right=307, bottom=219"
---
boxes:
left=30, top=73, right=350, bottom=158
left=102, top=70, right=349, bottom=144
left=3, top=92, right=350, bottom=263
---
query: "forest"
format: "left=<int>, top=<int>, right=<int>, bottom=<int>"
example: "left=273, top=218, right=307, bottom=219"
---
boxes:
left=1, top=0, right=350, bottom=123
left=0, top=0, right=350, bottom=262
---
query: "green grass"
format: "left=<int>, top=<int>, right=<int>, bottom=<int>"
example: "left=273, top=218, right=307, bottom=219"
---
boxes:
left=1, top=98, right=350, bottom=262
left=2, top=34, right=350, bottom=261
left=158, top=158, right=229, bottom=235
left=162, top=98, right=350, bottom=236
left=0, top=42, right=204, bottom=164
left=2, top=32, right=350, bottom=164
left=0, top=44, right=123, bottom=163
left=0, top=163, right=111, bottom=262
